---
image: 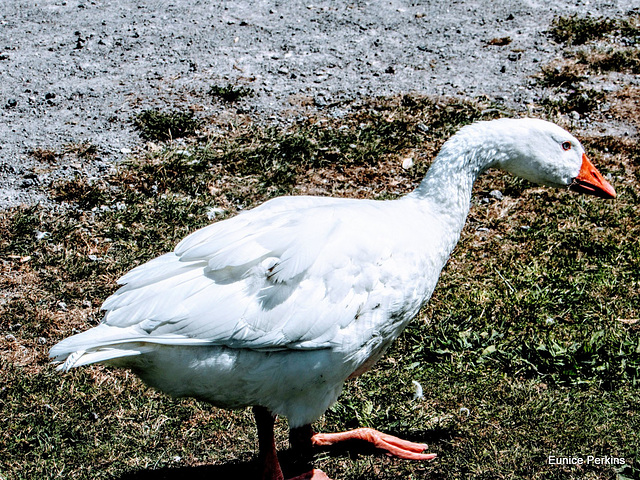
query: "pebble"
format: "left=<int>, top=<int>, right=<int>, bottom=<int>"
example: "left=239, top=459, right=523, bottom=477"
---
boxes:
left=489, top=189, right=504, bottom=200
left=412, top=380, right=423, bottom=400
left=206, top=206, right=225, bottom=219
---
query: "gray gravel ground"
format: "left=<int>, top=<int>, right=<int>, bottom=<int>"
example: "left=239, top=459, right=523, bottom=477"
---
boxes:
left=0, top=0, right=636, bottom=208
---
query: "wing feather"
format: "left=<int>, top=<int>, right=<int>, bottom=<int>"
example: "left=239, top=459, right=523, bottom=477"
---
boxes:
left=62, top=197, right=414, bottom=355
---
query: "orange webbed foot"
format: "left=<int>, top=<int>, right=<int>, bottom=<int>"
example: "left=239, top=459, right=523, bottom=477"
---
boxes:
left=288, top=468, right=332, bottom=480
left=311, top=427, right=437, bottom=461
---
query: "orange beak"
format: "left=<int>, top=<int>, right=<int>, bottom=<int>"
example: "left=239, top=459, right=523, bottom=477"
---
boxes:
left=569, top=154, right=616, bottom=199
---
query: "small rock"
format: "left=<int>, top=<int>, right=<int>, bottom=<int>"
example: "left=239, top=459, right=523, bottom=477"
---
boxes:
left=402, top=157, right=414, bottom=170
left=5, top=334, right=16, bottom=342
left=45, top=92, right=56, bottom=100
left=412, top=380, right=423, bottom=400
left=206, top=206, right=225, bottom=220
left=120, top=147, right=132, bottom=154
left=487, top=37, right=511, bottom=46
left=489, top=189, right=504, bottom=200
left=37, top=337, right=47, bottom=345
left=5, top=98, right=17, bottom=108
left=57, top=301, right=68, bottom=311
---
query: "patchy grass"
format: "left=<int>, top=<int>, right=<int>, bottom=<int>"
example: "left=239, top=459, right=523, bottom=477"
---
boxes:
left=209, top=84, right=255, bottom=102
left=63, top=142, right=99, bottom=160
left=537, top=63, right=586, bottom=89
left=577, top=48, right=640, bottom=74
left=540, top=14, right=639, bottom=117
left=29, top=148, right=58, bottom=164
left=1, top=91, right=639, bottom=480
left=542, top=88, right=606, bottom=115
left=133, top=110, right=202, bottom=142
left=549, top=15, right=618, bottom=46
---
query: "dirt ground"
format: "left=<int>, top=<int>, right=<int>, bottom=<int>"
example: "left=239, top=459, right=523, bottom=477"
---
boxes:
left=0, top=0, right=637, bottom=208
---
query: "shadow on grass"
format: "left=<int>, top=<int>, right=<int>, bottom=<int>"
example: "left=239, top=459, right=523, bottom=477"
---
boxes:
left=115, top=428, right=450, bottom=479
left=115, top=461, right=258, bottom=480
left=113, top=458, right=316, bottom=480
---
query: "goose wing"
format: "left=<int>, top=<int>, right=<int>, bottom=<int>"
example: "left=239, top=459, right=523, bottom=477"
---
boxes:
left=93, top=196, right=410, bottom=352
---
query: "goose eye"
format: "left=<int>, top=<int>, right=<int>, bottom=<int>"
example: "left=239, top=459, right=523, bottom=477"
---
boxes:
left=562, top=141, right=572, bottom=151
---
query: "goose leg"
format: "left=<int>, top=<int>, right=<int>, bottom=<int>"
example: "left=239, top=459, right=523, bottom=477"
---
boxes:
left=254, top=406, right=284, bottom=480
left=291, top=424, right=436, bottom=461
left=254, top=407, right=330, bottom=480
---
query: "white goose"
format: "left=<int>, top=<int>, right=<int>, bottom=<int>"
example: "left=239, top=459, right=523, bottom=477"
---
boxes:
left=50, top=118, right=616, bottom=480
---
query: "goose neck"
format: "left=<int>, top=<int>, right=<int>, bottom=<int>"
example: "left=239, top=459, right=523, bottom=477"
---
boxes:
left=407, top=132, right=506, bottom=219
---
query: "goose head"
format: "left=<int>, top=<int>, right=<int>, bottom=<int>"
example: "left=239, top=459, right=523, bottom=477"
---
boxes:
left=480, top=118, right=616, bottom=199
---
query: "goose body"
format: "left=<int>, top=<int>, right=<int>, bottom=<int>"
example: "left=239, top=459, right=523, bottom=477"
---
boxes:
left=50, top=118, right=615, bottom=479
left=54, top=194, right=452, bottom=425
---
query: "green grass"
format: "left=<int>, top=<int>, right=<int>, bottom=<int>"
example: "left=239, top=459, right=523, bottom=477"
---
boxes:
left=542, top=88, right=605, bottom=115
left=549, top=15, right=618, bottom=46
left=133, top=110, right=201, bottom=142
left=1, top=92, right=639, bottom=480
left=208, top=84, right=255, bottom=102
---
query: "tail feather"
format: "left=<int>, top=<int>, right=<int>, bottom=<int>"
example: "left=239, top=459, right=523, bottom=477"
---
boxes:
left=50, top=323, right=214, bottom=370
left=55, top=345, right=156, bottom=372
